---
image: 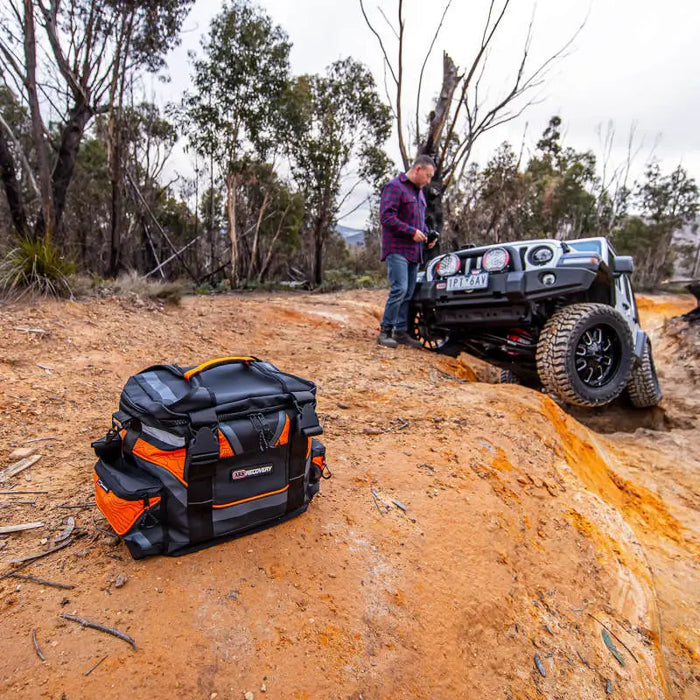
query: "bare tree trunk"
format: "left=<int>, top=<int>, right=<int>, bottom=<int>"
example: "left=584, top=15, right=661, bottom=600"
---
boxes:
left=419, top=53, right=459, bottom=164
left=0, top=127, right=27, bottom=236
left=247, top=190, right=269, bottom=283
left=23, top=0, right=53, bottom=241
left=226, top=171, right=240, bottom=286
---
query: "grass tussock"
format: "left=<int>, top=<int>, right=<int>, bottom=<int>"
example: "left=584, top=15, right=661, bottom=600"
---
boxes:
left=0, top=237, right=75, bottom=298
left=69, top=271, right=186, bottom=305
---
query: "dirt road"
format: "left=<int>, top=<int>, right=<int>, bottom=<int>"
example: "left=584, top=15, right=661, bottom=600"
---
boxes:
left=0, top=290, right=697, bottom=699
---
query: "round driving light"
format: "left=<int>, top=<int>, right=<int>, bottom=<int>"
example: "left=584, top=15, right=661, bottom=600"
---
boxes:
left=527, top=245, right=554, bottom=266
left=482, top=248, right=510, bottom=272
left=542, top=273, right=556, bottom=286
left=436, top=253, right=461, bottom=277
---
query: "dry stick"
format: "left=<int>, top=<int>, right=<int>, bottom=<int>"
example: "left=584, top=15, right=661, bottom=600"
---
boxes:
left=0, top=522, right=44, bottom=534
left=5, top=538, right=74, bottom=567
left=370, top=488, right=386, bottom=516
left=32, top=629, right=45, bottom=662
left=9, top=573, right=75, bottom=590
left=0, top=490, right=49, bottom=495
left=57, top=503, right=95, bottom=509
left=59, top=615, right=137, bottom=650
left=588, top=613, right=639, bottom=664
left=24, top=437, right=57, bottom=444
left=52, top=517, right=75, bottom=544
left=84, top=654, right=109, bottom=676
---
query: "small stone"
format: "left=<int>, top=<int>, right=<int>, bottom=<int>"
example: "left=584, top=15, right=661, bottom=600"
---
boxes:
left=337, top=402, right=350, bottom=409
left=362, top=427, right=383, bottom=435
left=9, top=446, right=38, bottom=460
left=114, top=574, right=127, bottom=588
left=210, top=693, right=218, bottom=699
left=15, top=584, right=21, bottom=592
left=244, top=693, right=254, bottom=700
left=328, top=573, right=336, bottom=578
left=260, top=684, right=266, bottom=693
left=25, top=475, right=32, bottom=482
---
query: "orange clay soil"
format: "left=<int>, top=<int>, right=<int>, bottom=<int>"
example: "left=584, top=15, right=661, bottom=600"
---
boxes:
left=0, top=290, right=697, bottom=700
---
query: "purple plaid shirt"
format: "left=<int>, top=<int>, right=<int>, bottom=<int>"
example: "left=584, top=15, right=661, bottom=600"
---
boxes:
left=380, top=173, right=426, bottom=263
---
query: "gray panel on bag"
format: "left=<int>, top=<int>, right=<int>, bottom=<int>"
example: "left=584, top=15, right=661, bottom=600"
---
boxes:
left=212, top=491, right=287, bottom=524
left=141, top=371, right=179, bottom=403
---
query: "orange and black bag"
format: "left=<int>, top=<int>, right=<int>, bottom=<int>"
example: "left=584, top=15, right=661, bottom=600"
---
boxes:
left=92, top=357, right=328, bottom=559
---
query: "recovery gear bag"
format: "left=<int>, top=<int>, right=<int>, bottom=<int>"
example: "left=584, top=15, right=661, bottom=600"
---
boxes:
left=91, top=356, right=327, bottom=559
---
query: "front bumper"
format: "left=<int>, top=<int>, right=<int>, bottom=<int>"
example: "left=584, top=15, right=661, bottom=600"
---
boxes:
left=412, top=267, right=597, bottom=327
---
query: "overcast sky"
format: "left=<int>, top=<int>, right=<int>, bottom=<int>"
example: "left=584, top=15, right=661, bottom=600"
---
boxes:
left=157, top=0, right=700, bottom=229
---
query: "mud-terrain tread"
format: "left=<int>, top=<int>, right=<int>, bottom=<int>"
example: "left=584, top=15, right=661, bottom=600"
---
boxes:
left=626, top=337, right=662, bottom=408
left=500, top=369, right=520, bottom=384
left=536, top=303, right=634, bottom=407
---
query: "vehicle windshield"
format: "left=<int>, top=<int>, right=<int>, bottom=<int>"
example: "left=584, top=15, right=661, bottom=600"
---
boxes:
left=568, top=240, right=602, bottom=254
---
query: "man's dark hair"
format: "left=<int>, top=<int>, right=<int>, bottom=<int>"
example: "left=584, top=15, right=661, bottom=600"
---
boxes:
left=410, top=154, right=436, bottom=171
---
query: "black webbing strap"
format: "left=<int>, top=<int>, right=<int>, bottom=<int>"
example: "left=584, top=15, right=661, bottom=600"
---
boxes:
left=185, top=423, right=219, bottom=544
left=286, top=429, right=309, bottom=514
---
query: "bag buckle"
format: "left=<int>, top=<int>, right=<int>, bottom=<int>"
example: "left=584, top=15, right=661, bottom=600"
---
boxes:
left=189, top=427, right=219, bottom=466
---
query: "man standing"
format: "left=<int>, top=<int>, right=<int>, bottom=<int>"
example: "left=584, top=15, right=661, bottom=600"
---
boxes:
left=378, top=155, right=437, bottom=348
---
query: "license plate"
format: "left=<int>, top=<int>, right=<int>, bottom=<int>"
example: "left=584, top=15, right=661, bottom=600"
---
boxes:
left=446, top=272, right=488, bottom=291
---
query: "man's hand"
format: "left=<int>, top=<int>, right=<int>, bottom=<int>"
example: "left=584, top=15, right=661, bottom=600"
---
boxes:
left=427, top=239, right=437, bottom=249
left=412, top=229, right=427, bottom=243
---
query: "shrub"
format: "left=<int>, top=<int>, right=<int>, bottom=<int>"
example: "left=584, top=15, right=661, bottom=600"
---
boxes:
left=0, top=237, right=75, bottom=298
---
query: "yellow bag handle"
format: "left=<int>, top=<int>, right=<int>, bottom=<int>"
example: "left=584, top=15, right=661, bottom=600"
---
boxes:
left=183, top=356, right=257, bottom=380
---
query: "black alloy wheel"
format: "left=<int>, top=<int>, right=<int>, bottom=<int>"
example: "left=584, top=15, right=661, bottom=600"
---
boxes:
left=408, top=306, right=460, bottom=356
left=574, top=324, right=622, bottom=388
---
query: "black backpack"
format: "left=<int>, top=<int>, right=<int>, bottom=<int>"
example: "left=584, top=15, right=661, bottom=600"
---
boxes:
left=92, top=357, right=327, bottom=559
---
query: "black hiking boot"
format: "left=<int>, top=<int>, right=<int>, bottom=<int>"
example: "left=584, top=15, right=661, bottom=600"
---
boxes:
left=393, top=330, right=424, bottom=349
left=377, top=329, right=398, bottom=348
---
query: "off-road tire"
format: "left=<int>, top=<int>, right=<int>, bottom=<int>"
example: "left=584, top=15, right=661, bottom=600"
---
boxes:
left=626, top=336, right=662, bottom=408
left=499, top=369, right=520, bottom=384
left=408, top=305, right=461, bottom=357
left=536, top=303, right=634, bottom=407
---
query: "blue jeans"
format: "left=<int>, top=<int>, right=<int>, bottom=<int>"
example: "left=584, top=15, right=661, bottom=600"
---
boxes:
left=381, top=253, right=418, bottom=331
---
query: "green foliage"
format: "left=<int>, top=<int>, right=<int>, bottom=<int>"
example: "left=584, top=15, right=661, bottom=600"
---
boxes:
left=523, top=116, right=598, bottom=239
left=285, top=58, right=391, bottom=285
left=182, top=0, right=291, bottom=164
left=612, top=163, right=698, bottom=289
left=0, top=237, right=75, bottom=297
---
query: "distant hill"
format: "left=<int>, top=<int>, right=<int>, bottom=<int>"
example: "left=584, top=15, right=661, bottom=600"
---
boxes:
left=337, top=224, right=365, bottom=248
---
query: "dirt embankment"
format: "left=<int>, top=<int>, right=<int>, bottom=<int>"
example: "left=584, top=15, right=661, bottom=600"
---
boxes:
left=0, top=291, right=697, bottom=699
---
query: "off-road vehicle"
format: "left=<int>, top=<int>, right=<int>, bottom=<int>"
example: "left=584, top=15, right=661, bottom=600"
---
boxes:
left=409, top=237, right=661, bottom=408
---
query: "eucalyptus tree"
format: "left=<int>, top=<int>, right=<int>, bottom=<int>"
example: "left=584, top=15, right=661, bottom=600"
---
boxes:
left=182, top=0, right=291, bottom=286
left=285, top=58, right=391, bottom=286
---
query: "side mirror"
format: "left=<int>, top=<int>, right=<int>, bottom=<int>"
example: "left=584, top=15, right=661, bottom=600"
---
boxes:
left=613, top=256, right=634, bottom=274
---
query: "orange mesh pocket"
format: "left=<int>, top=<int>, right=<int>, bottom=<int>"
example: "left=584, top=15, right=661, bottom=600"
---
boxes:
left=131, top=438, right=187, bottom=485
left=93, top=473, right=161, bottom=536
left=219, top=431, right=234, bottom=458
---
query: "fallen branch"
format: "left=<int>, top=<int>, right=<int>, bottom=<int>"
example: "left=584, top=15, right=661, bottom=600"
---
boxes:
left=0, top=522, right=44, bottom=534
left=5, top=538, right=74, bottom=567
left=0, top=455, right=42, bottom=481
left=10, top=573, right=75, bottom=590
left=12, top=327, right=46, bottom=334
left=0, top=490, right=49, bottom=495
left=53, top=517, right=75, bottom=544
left=59, top=614, right=137, bottom=650
left=589, top=613, right=639, bottom=664
left=396, top=417, right=410, bottom=430
left=57, top=503, right=95, bottom=510
left=370, top=488, right=386, bottom=516
left=84, top=654, right=109, bottom=676
left=24, top=437, right=57, bottom=444
left=32, top=629, right=45, bottom=662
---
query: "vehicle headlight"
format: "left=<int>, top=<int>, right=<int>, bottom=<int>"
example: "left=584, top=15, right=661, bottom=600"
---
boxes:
left=527, top=245, right=554, bottom=266
left=482, top=248, right=510, bottom=272
left=436, top=254, right=461, bottom=277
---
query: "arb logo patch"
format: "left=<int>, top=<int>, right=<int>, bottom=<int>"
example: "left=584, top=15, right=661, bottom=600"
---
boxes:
left=232, top=465, right=273, bottom=480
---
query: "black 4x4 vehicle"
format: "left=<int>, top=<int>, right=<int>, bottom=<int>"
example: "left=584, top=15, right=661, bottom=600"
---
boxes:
left=409, top=237, right=661, bottom=408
